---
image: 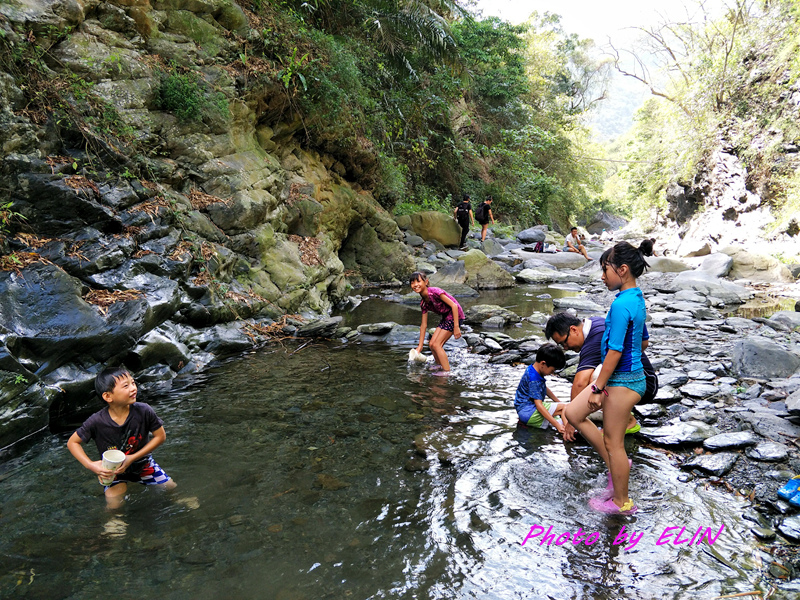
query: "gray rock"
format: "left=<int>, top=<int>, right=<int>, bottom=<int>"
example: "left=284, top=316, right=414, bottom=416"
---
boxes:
left=130, top=327, right=191, bottom=372
left=660, top=372, right=690, bottom=387
left=481, top=238, right=504, bottom=257
left=429, top=261, right=467, bottom=286
left=770, top=311, right=800, bottom=330
left=586, top=210, right=627, bottom=234
left=383, top=325, right=423, bottom=345
left=778, top=516, right=800, bottom=543
left=445, top=249, right=467, bottom=258
left=516, top=228, right=546, bottom=243
left=655, top=386, right=682, bottom=403
left=703, top=431, right=758, bottom=450
left=357, top=322, right=397, bottom=335
left=639, top=420, right=719, bottom=445
left=724, top=317, right=759, bottom=330
left=687, top=370, right=716, bottom=381
left=522, top=258, right=557, bottom=271
left=732, top=337, right=800, bottom=379
left=514, top=269, right=589, bottom=284
left=681, top=452, right=738, bottom=476
left=786, top=387, right=800, bottom=416
left=406, top=234, right=425, bottom=247
left=698, top=253, right=734, bottom=278
left=673, top=290, right=708, bottom=304
left=463, top=304, right=522, bottom=326
left=296, top=316, right=343, bottom=338
left=523, top=252, right=588, bottom=270
left=745, top=442, right=790, bottom=462
left=738, top=410, right=800, bottom=440
left=483, top=338, right=503, bottom=352
left=646, top=257, right=693, bottom=273
left=635, top=404, right=667, bottom=418
left=482, top=316, right=507, bottom=328
left=672, top=270, right=753, bottom=304
left=680, top=409, right=718, bottom=423
left=551, top=297, right=605, bottom=312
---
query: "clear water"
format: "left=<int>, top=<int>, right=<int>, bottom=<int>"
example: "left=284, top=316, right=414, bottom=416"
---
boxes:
left=0, top=284, right=776, bottom=599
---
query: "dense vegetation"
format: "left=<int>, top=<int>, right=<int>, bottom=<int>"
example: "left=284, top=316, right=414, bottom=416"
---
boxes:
left=605, top=0, right=800, bottom=230
left=244, top=0, right=609, bottom=228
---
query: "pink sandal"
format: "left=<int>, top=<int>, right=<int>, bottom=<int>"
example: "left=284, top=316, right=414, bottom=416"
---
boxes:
left=589, top=496, right=638, bottom=515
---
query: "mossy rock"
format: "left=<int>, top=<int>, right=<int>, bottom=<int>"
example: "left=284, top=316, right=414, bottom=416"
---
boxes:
left=339, top=222, right=414, bottom=282
left=458, top=249, right=515, bottom=289
left=409, top=211, right=461, bottom=247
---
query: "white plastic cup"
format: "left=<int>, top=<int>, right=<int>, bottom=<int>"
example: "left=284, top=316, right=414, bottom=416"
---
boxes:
left=99, top=450, right=126, bottom=485
left=408, top=349, right=428, bottom=363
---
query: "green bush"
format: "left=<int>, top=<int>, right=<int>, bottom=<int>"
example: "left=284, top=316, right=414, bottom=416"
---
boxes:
left=156, top=71, right=229, bottom=122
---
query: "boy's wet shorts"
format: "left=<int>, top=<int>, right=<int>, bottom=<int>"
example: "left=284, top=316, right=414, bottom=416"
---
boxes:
left=608, top=368, right=646, bottom=397
left=105, top=455, right=171, bottom=490
left=437, top=318, right=465, bottom=332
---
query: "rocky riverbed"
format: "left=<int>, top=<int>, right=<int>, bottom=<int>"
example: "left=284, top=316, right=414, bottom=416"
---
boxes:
left=327, top=225, right=800, bottom=586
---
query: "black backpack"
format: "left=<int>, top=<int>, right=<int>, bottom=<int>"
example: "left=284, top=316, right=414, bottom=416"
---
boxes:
left=475, top=203, right=487, bottom=221
left=456, top=202, right=471, bottom=220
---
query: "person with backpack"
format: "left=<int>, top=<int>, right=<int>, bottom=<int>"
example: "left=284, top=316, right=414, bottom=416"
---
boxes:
left=475, top=196, right=495, bottom=242
left=453, top=194, right=474, bottom=249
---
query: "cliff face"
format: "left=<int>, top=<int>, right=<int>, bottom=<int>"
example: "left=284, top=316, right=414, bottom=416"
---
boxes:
left=0, top=0, right=414, bottom=447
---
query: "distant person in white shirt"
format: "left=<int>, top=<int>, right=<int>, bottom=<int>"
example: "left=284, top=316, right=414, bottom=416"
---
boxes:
left=564, top=227, right=591, bottom=261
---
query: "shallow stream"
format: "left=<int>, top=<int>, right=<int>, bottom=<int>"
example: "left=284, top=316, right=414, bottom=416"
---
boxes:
left=0, top=283, right=781, bottom=599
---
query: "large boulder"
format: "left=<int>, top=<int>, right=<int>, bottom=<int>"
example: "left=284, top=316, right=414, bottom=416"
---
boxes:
left=586, top=211, right=628, bottom=234
left=457, top=250, right=515, bottom=289
left=698, top=253, right=733, bottom=278
left=339, top=222, right=415, bottom=282
left=0, top=263, right=147, bottom=373
left=515, top=269, right=590, bottom=284
left=678, top=239, right=711, bottom=257
left=732, top=337, right=800, bottom=379
left=516, top=227, right=546, bottom=243
left=514, top=250, right=586, bottom=270
left=720, top=246, right=793, bottom=282
left=408, top=211, right=462, bottom=247
left=672, top=270, right=753, bottom=304
left=645, top=257, right=692, bottom=273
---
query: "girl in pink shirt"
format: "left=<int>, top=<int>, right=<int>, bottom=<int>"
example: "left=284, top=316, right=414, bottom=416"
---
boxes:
left=410, top=272, right=465, bottom=374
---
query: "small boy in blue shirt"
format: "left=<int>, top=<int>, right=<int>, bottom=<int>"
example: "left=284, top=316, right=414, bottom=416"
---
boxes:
left=515, top=344, right=568, bottom=435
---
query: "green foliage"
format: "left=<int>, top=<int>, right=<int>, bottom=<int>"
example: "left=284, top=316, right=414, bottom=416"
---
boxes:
left=613, top=0, right=800, bottom=224
left=156, top=69, right=229, bottom=122
left=0, top=202, right=26, bottom=234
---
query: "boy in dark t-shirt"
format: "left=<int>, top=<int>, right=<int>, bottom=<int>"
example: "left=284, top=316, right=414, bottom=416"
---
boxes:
left=67, top=366, right=176, bottom=509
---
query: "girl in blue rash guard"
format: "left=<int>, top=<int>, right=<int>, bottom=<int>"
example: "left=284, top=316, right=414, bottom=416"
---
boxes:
left=564, top=241, right=649, bottom=515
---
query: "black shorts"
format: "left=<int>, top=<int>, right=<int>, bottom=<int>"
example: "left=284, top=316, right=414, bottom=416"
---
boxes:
left=438, top=318, right=465, bottom=332
left=641, top=371, right=659, bottom=403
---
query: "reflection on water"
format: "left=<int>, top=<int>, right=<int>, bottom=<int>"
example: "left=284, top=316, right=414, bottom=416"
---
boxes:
left=0, top=338, right=770, bottom=599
